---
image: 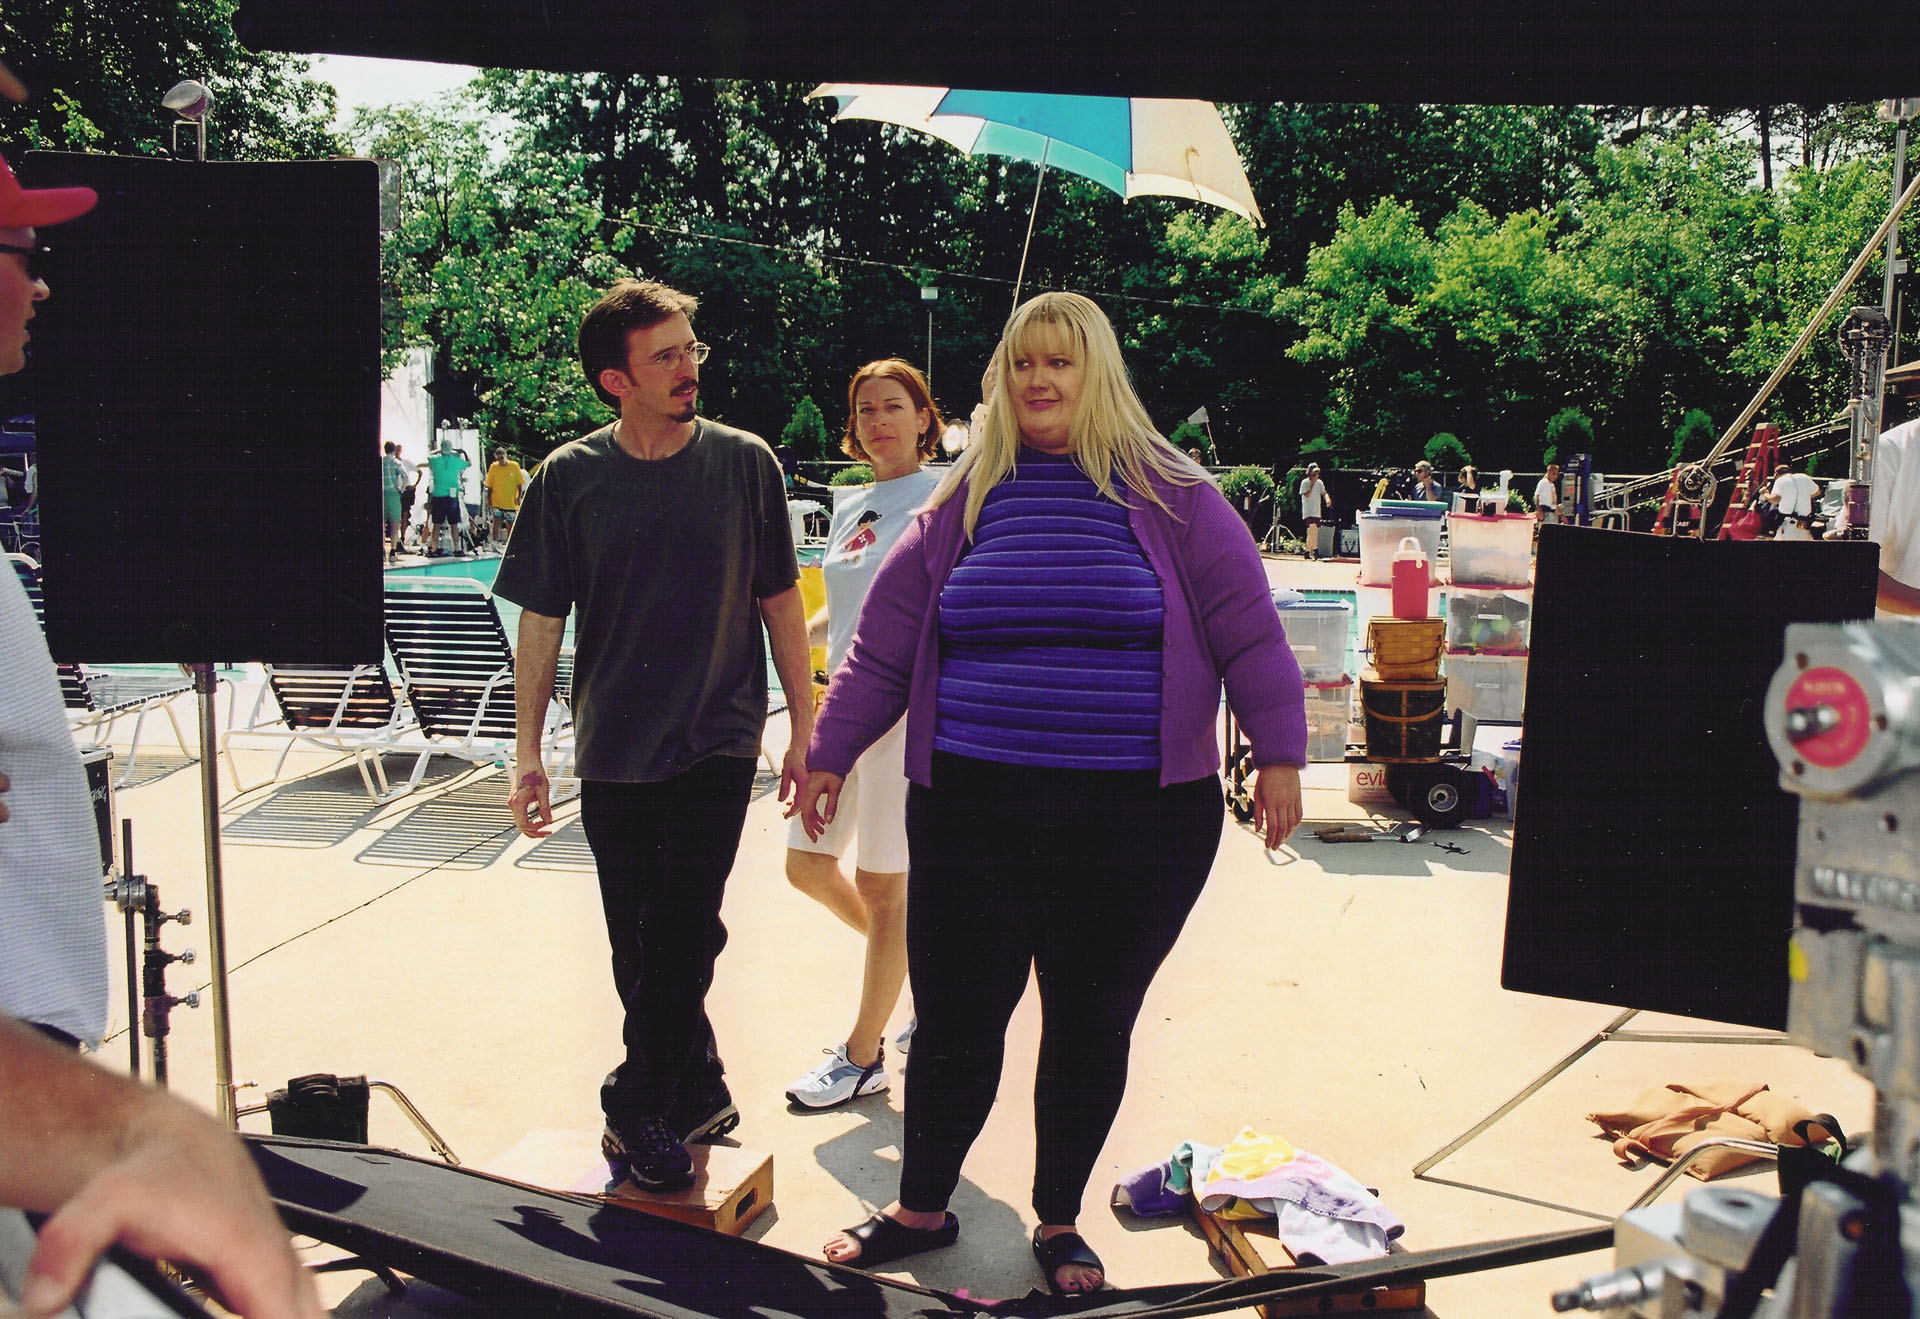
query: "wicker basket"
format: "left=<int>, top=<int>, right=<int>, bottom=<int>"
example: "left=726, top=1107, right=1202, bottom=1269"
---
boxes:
left=1366, top=617, right=1444, bottom=681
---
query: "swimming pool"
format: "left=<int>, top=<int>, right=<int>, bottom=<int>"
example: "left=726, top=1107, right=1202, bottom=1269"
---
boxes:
left=387, top=552, right=820, bottom=693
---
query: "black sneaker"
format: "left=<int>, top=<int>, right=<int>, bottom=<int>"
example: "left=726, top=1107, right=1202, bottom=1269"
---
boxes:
left=669, top=1078, right=740, bottom=1144
left=601, top=1113, right=694, bottom=1192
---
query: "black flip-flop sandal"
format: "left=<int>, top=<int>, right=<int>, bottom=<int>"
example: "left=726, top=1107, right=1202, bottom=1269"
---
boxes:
left=1031, top=1227, right=1106, bottom=1295
left=835, top=1211, right=960, bottom=1269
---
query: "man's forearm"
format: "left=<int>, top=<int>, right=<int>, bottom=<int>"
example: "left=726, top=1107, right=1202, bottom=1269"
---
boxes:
left=760, top=586, right=815, bottom=737
left=1879, top=570, right=1920, bottom=616
left=0, top=1016, right=143, bottom=1210
left=514, top=609, right=567, bottom=765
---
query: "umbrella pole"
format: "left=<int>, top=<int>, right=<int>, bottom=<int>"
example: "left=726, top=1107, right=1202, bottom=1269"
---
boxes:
left=1011, top=144, right=1051, bottom=312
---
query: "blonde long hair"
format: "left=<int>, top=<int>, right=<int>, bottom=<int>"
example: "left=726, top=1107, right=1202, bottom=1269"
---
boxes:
left=929, top=292, right=1208, bottom=537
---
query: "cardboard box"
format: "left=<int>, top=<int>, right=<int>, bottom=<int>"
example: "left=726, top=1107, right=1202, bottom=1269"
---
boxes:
left=600, top=1144, right=773, bottom=1236
left=486, top=1129, right=773, bottom=1236
left=1193, top=1206, right=1424, bottom=1316
left=1348, top=760, right=1394, bottom=805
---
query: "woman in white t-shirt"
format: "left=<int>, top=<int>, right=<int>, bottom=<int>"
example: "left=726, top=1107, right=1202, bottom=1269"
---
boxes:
left=783, top=359, right=945, bottom=1109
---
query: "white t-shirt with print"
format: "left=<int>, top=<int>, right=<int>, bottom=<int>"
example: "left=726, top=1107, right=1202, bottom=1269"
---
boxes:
left=823, top=467, right=943, bottom=670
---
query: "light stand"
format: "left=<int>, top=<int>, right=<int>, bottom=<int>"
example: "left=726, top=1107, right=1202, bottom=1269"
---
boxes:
left=161, top=77, right=242, bottom=1126
left=920, top=285, right=937, bottom=383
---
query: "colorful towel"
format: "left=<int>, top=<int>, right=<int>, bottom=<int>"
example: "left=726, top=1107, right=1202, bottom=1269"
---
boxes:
left=1112, top=1128, right=1403, bottom=1265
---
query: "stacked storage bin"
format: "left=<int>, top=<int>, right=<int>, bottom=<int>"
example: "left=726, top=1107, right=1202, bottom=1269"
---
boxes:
left=1443, top=513, right=1534, bottom=721
left=1275, top=595, right=1353, bottom=762
left=1356, top=501, right=1446, bottom=587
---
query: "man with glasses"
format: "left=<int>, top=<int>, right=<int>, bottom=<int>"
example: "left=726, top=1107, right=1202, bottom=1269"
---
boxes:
left=495, top=279, right=811, bottom=1193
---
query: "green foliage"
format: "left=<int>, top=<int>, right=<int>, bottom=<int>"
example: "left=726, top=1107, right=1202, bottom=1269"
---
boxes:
left=1168, top=421, right=1214, bottom=462
left=781, top=397, right=832, bottom=462
left=1218, top=466, right=1276, bottom=502
left=351, top=100, right=618, bottom=452
left=0, top=0, right=342, bottom=159
left=1543, top=407, right=1594, bottom=466
left=828, top=464, right=874, bottom=486
left=1669, top=408, right=1717, bottom=466
left=1424, top=433, right=1471, bottom=470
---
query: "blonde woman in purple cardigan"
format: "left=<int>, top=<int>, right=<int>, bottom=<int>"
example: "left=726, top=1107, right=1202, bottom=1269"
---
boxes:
left=791, top=292, right=1306, bottom=1295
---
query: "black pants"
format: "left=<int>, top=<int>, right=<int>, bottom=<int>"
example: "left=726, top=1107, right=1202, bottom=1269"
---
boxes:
left=580, top=756, right=757, bottom=1120
left=899, top=751, right=1224, bottom=1224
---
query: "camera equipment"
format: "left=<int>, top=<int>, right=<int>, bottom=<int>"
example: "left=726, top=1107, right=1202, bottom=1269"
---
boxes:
left=1557, top=621, right=1920, bottom=1314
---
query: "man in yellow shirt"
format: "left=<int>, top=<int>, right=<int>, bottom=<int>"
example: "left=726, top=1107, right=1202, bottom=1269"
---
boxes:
left=483, top=447, right=528, bottom=547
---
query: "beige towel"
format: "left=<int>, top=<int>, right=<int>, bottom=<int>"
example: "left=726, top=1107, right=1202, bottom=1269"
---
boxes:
left=1587, top=1079, right=1818, bottom=1180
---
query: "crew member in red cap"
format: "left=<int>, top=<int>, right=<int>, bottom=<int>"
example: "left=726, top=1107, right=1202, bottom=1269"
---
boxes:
left=0, top=140, right=324, bottom=1319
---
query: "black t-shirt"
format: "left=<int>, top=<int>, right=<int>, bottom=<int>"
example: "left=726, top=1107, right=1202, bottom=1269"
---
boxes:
left=494, top=419, right=798, bottom=781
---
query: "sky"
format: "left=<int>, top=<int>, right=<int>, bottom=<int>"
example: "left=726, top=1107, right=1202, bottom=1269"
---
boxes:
left=310, top=54, right=481, bottom=125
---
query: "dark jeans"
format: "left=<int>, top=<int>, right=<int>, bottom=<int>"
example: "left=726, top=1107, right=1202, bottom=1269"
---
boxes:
left=899, top=751, right=1224, bottom=1224
left=580, top=756, right=757, bottom=1121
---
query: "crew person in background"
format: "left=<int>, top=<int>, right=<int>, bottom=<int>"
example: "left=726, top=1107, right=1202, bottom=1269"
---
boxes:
left=1766, top=457, right=1820, bottom=542
left=0, top=133, right=322, bottom=1319
left=1533, top=462, right=1562, bottom=526
left=495, top=278, right=813, bottom=1194
left=1298, top=461, right=1327, bottom=559
left=381, top=440, right=410, bottom=562
left=483, top=446, right=527, bottom=548
left=424, top=434, right=469, bottom=555
left=1410, top=460, right=1443, bottom=503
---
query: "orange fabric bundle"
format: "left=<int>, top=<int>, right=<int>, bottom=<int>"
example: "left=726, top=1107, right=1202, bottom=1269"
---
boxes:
left=1587, top=1079, right=1818, bottom=1180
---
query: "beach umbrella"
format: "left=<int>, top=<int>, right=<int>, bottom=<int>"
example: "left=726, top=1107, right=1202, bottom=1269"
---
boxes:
left=808, top=84, right=1265, bottom=306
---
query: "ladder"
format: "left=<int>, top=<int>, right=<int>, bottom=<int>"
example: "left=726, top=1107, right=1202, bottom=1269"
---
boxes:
left=1713, top=423, right=1780, bottom=539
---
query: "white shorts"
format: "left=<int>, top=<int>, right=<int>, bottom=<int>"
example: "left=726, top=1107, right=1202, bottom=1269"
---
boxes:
left=786, top=716, right=910, bottom=873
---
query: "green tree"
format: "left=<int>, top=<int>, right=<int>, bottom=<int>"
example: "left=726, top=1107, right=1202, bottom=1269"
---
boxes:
left=1277, top=198, right=1439, bottom=460
left=1424, top=433, right=1471, bottom=471
left=351, top=98, right=621, bottom=454
left=1669, top=408, right=1716, bottom=466
left=1543, top=407, right=1595, bottom=466
left=0, top=0, right=341, bottom=159
left=782, top=396, right=831, bottom=462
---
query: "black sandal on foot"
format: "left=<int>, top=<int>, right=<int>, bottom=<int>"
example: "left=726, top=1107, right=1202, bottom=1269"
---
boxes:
left=834, top=1211, right=960, bottom=1269
left=1032, top=1227, right=1105, bottom=1295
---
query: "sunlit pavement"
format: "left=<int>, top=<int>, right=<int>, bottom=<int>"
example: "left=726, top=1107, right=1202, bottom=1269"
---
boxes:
left=89, top=549, right=1868, bottom=1315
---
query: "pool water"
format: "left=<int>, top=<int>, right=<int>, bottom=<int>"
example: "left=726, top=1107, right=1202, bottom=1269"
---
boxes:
left=387, top=551, right=822, bottom=694
left=1291, top=586, right=1448, bottom=682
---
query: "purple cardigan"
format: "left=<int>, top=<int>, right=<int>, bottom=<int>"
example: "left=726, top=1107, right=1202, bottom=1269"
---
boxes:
left=808, top=463, right=1308, bottom=787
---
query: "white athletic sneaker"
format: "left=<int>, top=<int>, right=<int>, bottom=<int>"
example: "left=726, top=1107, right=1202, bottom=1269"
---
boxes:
left=894, top=1017, right=916, bottom=1054
left=785, top=1043, right=889, bottom=1109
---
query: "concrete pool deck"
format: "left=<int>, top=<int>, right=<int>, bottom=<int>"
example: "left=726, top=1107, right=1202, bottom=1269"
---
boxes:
left=82, top=550, right=1871, bottom=1316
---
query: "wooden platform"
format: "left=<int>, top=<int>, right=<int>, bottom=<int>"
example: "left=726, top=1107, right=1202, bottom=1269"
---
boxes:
left=486, top=1128, right=773, bottom=1236
left=1192, top=1206, right=1424, bottom=1317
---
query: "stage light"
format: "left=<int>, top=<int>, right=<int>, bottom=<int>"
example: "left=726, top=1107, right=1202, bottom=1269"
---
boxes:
left=162, top=79, right=213, bottom=160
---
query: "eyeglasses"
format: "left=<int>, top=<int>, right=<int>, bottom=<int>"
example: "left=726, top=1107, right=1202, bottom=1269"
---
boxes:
left=643, top=341, right=712, bottom=372
left=0, top=241, right=50, bottom=281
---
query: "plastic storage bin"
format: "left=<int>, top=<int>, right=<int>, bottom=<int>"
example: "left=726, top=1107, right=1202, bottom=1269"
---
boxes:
left=1366, top=616, right=1444, bottom=681
left=1357, top=509, right=1444, bottom=586
left=1445, top=587, right=1532, bottom=654
left=1360, top=672, right=1445, bottom=761
left=1447, top=512, right=1533, bottom=586
left=1276, top=597, right=1353, bottom=682
left=1303, top=680, right=1353, bottom=762
left=1444, top=652, right=1528, bottom=721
